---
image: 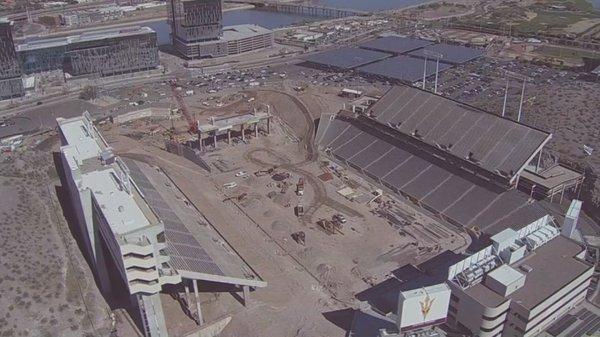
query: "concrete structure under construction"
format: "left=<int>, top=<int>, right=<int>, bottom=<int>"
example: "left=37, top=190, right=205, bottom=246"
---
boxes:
left=17, top=26, right=159, bottom=76
left=167, top=0, right=272, bottom=58
left=0, top=18, right=24, bottom=100
left=197, top=111, right=272, bottom=150
left=56, top=112, right=266, bottom=337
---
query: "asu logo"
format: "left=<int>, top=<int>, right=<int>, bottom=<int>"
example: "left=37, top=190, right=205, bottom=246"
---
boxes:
left=420, top=293, right=435, bottom=319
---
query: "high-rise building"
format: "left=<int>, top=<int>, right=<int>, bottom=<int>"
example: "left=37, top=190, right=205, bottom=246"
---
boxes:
left=167, top=0, right=273, bottom=59
left=0, top=18, right=24, bottom=100
left=168, top=0, right=223, bottom=55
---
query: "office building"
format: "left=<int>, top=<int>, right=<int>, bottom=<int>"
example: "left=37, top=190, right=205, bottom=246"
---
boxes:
left=168, top=0, right=273, bottom=58
left=0, top=18, right=24, bottom=100
left=17, top=26, right=159, bottom=76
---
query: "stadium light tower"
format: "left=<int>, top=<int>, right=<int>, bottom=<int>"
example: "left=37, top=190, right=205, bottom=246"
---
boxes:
left=422, top=54, right=428, bottom=90
left=517, top=77, right=526, bottom=123
left=502, top=72, right=529, bottom=123
left=501, top=78, right=509, bottom=117
left=423, top=50, right=444, bottom=93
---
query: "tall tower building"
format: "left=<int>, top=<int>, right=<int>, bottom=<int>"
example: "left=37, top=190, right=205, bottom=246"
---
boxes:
left=0, top=18, right=24, bottom=99
left=168, top=0, right=223, bottom=58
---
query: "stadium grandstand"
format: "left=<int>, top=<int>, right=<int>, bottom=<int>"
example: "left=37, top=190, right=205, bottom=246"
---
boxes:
left=316, top=85, right=555, bottom=234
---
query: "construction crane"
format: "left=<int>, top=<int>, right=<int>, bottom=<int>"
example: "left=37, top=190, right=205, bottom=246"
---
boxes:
left=169, top=79, right=197, bottom=133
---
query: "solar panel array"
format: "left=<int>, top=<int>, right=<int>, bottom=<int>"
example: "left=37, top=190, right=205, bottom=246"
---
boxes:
left=547, top=308, right=600, bottom=337
left=408, top=43, right=485, bottom=65
left=358, top=55, right=453, bottom=83
left=319, top=117, right=547, bottom=233
left=126, top=160, right=225, bottom=276
left=359, top=36, right=434, bottom=55
left=301, top=37, right=483, bottom=83
left=302, top=47, right=392, bottom=70
left=369, top=86, right=550, bottom=177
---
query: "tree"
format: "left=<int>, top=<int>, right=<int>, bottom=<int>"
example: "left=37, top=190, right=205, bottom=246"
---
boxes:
left=79, top=86, right=98, bottom=101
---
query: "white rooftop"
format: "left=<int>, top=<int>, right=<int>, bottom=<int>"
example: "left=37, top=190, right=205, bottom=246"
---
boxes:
left=400, top=283, right=450, bottom=299
left=80, top=169, right=150, bottom=234
left=486, top=264, right=524, bottom=287
left=58, top=114, right=156, bottom=235
left=57, top=116, right=102, bottom=163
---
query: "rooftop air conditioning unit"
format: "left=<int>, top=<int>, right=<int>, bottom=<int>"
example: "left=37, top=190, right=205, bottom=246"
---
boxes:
left=520, top=265, right=533, bottom=273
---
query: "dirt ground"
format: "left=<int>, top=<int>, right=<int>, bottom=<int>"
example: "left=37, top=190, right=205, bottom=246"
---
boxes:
left=0, top=135, right=114, bottom=337
left=99, top=86, right=469, bottom=336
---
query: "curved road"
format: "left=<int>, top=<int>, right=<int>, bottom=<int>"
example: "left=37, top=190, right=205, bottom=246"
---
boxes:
left=243, top=89, right=362, bottom=225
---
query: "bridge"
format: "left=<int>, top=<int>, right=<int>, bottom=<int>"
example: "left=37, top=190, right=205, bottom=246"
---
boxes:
left=228, top=0, right=368, bottom=19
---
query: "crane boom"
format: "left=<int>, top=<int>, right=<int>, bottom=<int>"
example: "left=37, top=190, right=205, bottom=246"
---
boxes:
left=169, top=79, right=197, bottom=133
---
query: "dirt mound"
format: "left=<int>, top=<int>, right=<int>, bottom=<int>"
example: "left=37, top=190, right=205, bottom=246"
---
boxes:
left=271, top=220, right=288, bottom=231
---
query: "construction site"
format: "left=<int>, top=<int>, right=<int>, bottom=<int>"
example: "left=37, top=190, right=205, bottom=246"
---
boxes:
left=1, top=0, right=600, bottom=336
left=86, top=80, right=470, bottom=335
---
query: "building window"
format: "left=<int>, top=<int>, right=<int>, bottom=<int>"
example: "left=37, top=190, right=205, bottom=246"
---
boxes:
left=480, top=319, right=506, bottom=333
left=483, top=310, right=508, bottom=321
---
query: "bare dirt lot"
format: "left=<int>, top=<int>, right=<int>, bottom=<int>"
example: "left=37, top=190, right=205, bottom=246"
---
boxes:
left=0, top=135, right=113, bottom=337
left=100, top=86, right=469, bottom=336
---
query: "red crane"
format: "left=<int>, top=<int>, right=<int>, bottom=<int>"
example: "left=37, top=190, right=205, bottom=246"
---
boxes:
left=169, top=79, right=198, bottom=133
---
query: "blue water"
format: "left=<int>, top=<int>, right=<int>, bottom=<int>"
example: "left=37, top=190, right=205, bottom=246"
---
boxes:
left=312, top=0, right=433, bottom=11
left=145, top=9, right=316, bottom=45
left=589, top=0, right=600, bottom=9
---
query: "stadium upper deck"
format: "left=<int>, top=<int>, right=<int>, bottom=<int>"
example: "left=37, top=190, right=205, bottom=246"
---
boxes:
left=367, top=86, right=551, bottom=184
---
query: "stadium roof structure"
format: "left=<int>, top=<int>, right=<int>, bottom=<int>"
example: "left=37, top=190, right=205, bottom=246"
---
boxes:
left=408, top=43, right=484, bottom=64
left=366, top=86, right=551, bottom=183
left=359, top=36, right=434, bottom=55
left=357, top=55, right=453, bottom=83
left=126, top=159, right=266, bottom=288
left=316, top=114, right=548, bottom=233
left=302, top=47, right=391, bottom=70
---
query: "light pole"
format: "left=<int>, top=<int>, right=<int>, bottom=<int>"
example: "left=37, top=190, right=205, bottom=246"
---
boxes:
left=423, top=50, right=444, bottom=93
left=422, top=55, right=428, bottom=90
left=501, top=78, right=509, bottom=117
left=502, top=72, right=530, bottom=123
left=517, top=77, right=526, bottom=123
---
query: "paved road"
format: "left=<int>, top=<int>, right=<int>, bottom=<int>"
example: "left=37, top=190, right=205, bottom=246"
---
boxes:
left=0, top=116, right=38, bottom=139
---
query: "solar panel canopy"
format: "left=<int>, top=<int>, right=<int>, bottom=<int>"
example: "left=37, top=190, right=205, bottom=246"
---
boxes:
left=359, top=36, right=434, bottom=55
left=302, top=47, right=391, bottom=69
left=408, top=43, right=484, bottom=64
left=358, top=55, right=453, bottom=83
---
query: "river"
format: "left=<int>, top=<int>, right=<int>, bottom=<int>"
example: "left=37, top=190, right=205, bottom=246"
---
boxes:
left=146, top=0, right=438, bottom=46
left=145, top=9, right=318, bottom=45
